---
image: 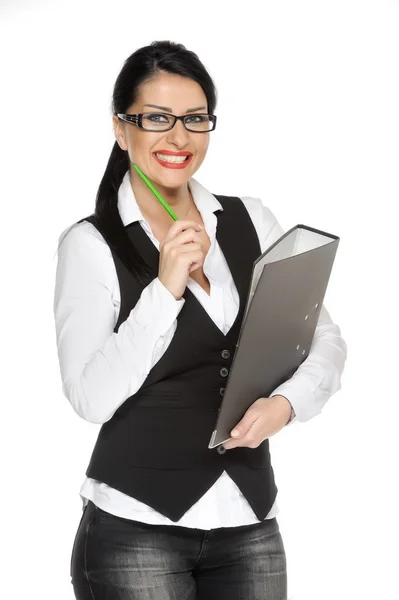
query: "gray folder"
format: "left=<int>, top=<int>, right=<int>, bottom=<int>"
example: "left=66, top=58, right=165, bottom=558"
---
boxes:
left=208, top=224, right=339, bottom=450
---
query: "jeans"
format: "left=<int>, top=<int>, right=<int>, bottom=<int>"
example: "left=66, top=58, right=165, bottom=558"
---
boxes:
left=71, top=499, right=287, bottom=599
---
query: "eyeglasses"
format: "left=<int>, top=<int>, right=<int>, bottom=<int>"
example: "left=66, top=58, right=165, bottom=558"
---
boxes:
left=117, top=112, right=217, bottom=133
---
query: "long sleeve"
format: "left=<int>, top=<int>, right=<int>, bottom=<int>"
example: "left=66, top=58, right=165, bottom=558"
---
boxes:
left=270, top=302, right=347, bottom=423
left=242, top=197, right=348, bottom=424
left=53, top=223, right=185, bottom=424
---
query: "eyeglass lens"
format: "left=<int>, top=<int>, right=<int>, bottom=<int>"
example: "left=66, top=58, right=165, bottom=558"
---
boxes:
left=141, top=113, right=214, bottom=132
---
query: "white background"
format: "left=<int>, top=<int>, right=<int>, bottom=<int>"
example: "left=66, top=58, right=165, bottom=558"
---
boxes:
left=1, top=1, right=398, bottom=598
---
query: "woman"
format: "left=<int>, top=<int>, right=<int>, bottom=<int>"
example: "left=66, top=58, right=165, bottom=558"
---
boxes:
left=54, top=40, right=347, bottom=600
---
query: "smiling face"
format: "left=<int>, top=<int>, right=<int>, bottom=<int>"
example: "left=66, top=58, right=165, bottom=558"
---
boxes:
left=113, top=71, right=211, bottom=191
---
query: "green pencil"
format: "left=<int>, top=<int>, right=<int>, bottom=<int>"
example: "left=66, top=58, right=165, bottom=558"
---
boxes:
left=132, top=163, right=179, bottom=221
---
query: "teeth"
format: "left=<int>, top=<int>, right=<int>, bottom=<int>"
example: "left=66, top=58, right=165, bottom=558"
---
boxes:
left=155, top=152, right=189, bottom=164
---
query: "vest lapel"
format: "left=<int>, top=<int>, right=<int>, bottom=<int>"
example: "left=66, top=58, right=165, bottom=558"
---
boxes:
left=84, top=195, right=260, bottom=339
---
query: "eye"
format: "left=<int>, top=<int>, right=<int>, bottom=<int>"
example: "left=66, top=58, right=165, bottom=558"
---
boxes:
left=147, top=113, right=170, bottom=123
left=185, top=115, right=207, bottom=124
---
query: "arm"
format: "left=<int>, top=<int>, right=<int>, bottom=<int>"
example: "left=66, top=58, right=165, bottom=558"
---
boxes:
left=241, top=197, right=348, bottom=424
left=53, top=223, right=184, bottom=424
left=270, top=303, right=347, bottom=424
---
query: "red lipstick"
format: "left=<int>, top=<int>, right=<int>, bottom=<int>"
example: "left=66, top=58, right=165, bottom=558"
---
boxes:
left=152, top=149, right=193, bottom=169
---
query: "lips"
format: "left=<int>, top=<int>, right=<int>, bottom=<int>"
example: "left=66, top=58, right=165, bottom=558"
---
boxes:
left=154, top=150, right=193, bottom=156
left=152, top=149, right=193, bottom=170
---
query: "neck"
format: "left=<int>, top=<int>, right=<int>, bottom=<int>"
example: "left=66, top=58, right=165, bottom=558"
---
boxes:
left=130, top=169, right=194, bottom=221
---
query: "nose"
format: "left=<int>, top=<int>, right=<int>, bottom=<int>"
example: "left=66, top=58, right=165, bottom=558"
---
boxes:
left=166, top=118, right=190, bottom=148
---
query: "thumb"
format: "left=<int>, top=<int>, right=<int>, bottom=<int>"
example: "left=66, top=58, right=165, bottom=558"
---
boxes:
left=230, top=409, right=259, bottom=438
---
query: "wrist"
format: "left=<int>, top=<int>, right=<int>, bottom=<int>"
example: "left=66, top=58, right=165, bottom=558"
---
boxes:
left=272, top=394, right=295, bottom=425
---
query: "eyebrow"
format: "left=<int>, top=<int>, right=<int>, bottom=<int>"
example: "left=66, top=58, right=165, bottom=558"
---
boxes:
left=144, top=104, right=207, bottom=113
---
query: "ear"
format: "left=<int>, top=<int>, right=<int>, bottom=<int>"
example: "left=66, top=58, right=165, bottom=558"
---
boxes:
left=112, top=114, right=128, bottom=151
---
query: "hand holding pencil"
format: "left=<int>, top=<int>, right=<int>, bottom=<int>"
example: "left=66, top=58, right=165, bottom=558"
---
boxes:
left=132, top=162, right=204, bottom=300
left=158, top=220, right=205, bottom=300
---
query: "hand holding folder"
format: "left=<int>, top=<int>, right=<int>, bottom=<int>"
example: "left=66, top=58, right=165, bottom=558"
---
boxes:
left=208, top=224, right=340, bottom=450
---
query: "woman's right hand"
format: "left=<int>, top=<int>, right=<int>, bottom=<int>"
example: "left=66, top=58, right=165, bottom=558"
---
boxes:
left=158, top=220, right=205, bottom=300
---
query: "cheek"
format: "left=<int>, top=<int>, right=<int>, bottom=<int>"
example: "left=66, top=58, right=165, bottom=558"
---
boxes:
left=129, top=132, right=158, bottom=158
left=197, top=137, right=210, bottom=156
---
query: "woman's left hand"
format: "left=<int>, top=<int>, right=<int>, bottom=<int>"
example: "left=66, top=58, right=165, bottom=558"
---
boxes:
left=222, top=395, right=292, bottom=450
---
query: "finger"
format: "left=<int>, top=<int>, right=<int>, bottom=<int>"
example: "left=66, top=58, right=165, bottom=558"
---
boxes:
left=224, top=418, right=263, bottom=450
left=176, top=243, right=202, bottom=254
left=230, top=409, right=262, bottom=439
left=177, top=249, right=204, bottom=270
left=162, top=229, right=203, bottom=250
left=175, top=230, right=203, bottom=246
left=163, top=220, right=203, bottom=243
left=223, top=435, right=258, bottom=450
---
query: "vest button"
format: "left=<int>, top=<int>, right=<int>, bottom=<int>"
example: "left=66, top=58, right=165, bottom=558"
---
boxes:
left=220, top=367, right=229, bottom=377
left=217, top=445, right=226, bottom=454
left=221, top=349, right=231, bottom=359
left=219, top=387, right=225, bottom=396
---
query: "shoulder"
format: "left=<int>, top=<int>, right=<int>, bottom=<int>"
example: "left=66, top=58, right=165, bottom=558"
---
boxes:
left=56, top=218, right=111, bottom=258
left=239, top=195, right=278, bottom=226
left=55, top=218, right=115, bottom=293
left=238, top=196, right=285, bottom=251
left=55, top=217, right=117, bottom=300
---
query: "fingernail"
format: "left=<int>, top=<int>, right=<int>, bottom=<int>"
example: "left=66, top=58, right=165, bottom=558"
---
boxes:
left=231, top=429, right=239, bottom=437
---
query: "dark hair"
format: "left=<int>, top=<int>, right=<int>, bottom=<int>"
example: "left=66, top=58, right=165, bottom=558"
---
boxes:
left=56, top=40, right=217, bottom=286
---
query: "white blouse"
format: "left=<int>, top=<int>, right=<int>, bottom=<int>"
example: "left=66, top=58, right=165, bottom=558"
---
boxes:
left=53, top=170, right=347, bottom=529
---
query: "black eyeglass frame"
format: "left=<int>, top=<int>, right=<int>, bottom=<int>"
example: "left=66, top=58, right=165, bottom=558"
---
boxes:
left=116, top=112, right=217, bottom=132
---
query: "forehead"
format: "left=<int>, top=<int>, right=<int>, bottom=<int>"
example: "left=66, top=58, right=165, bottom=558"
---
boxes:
left=133, top=72, right=207, bottom=112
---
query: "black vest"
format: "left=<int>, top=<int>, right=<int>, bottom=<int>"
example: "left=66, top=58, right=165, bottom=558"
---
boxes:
left=80, top=195, right=278, bottom=522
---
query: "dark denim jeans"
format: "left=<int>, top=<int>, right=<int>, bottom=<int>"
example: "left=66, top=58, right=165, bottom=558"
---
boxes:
left=71, top=499, right=287, bottom=599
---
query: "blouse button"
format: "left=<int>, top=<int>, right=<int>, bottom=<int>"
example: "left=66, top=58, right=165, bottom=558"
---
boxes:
left=217, top=445, right=226, bottom=454
left=221, top=349, right=231, bottom=359
left=219, top=387, right=225, bottom=396
left=220, top=367, right=229, bottom=377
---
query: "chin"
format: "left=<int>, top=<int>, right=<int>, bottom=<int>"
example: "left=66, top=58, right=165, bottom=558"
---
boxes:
left=154, top=171, right=191, bottom=188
